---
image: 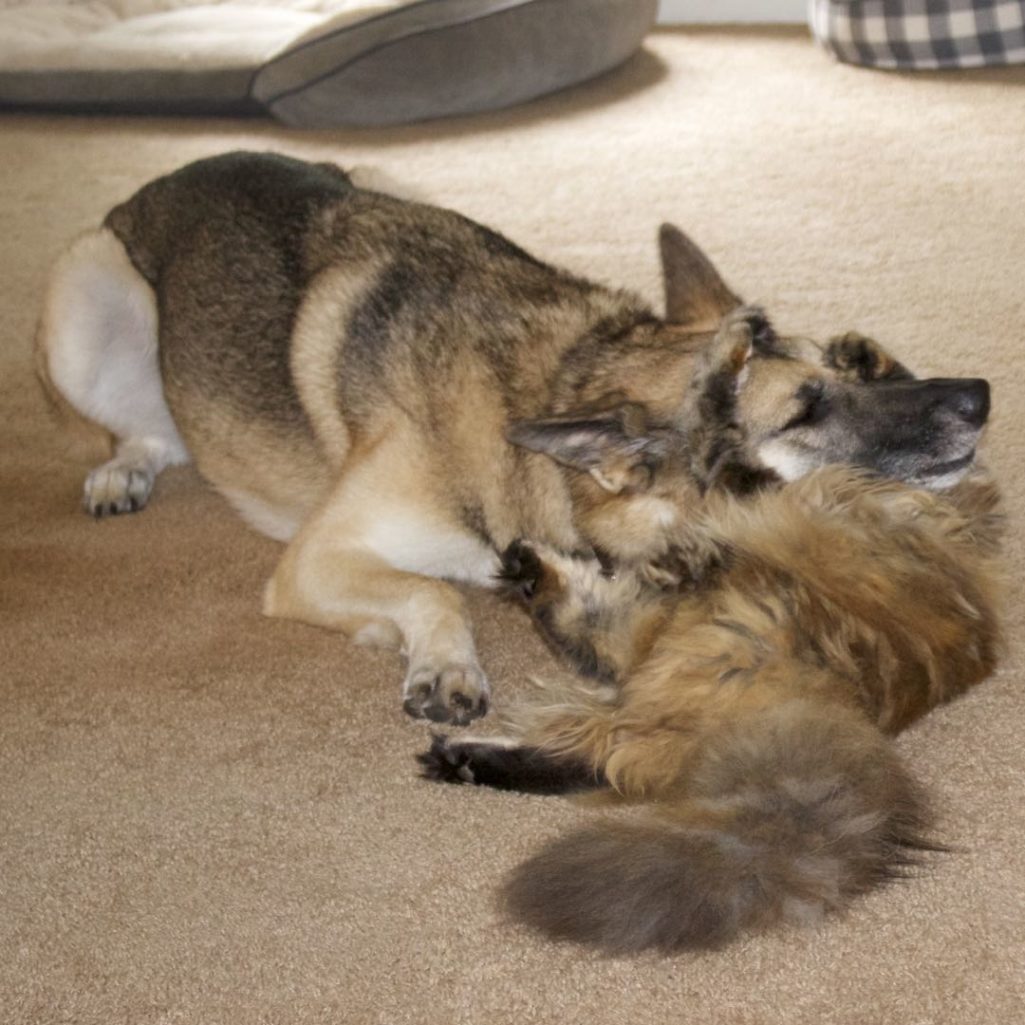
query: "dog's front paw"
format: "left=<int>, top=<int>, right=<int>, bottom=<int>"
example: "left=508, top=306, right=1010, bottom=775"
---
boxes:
left=402, top=661, right=490, bottom=726
left=496, top=539, right=543, bottom=601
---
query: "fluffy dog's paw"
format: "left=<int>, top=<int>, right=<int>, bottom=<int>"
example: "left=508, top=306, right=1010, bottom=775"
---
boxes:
left=418, top=733, right=604, bottom=794
left=402, top=661, right=490, bottom=725
left=496, top=539, right=543, bottom=601
left=640, top=533, right=731, bottom=593
left=417, top=733, right=478, bottom=784
left=83, top=461, right=153, bottom=517
left=638, top=548, right=689, bottom=591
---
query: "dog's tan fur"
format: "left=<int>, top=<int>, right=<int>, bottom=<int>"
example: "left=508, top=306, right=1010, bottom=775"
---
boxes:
left=36, top=151, right=991, bottom=725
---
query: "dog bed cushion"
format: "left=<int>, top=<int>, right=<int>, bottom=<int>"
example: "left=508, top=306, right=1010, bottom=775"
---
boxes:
left=0, top=0, right=659, bottom=126
left=810, top=0, right=1025, bottom=69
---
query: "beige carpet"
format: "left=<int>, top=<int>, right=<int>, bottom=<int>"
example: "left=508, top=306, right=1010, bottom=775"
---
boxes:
left=2, top=26, right=1023, bottom=1025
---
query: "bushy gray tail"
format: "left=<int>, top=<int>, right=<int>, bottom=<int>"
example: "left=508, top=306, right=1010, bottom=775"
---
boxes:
left=502, top=701, right=935, bottom=953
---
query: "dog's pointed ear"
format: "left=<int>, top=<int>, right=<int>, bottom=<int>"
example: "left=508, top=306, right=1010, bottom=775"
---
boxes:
left=824, top=331, right=914, bottom=382
left=660, top=224, right=743, bottom=329
left=507, top=402, right=665, bottom=494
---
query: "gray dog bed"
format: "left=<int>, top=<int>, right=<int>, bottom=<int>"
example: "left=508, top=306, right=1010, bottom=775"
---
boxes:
left=0, top=0, right=658, bottom=127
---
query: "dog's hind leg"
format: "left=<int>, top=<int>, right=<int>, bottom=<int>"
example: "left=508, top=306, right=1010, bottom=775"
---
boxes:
left=36, top=228, right=189, bottom=516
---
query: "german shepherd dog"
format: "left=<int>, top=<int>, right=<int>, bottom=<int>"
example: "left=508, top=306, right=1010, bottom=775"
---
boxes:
left=419, top=310, right=1002, bottom=953
left=36, top=151, right=992, bottom=726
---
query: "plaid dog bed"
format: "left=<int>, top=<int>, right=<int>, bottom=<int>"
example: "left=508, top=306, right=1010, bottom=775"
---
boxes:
left=810, top=0, right=1025, bottom=69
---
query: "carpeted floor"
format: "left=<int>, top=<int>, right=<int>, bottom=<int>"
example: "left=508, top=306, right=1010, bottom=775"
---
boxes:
left=2, top=26, right=1023, bottom=1025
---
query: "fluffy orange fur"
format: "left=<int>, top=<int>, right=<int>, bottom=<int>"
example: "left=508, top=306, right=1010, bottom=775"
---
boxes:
left=463, top=468, right=1003, bottom=952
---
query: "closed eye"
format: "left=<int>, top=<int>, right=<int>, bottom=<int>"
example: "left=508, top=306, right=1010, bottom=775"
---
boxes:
left=781, top=382, right=829, bottom=431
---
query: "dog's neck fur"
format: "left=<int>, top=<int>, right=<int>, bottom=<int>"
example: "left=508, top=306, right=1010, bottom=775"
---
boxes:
left=537, top=321, right=717, bottom=564
left=549, top=319, right=709, bottom=422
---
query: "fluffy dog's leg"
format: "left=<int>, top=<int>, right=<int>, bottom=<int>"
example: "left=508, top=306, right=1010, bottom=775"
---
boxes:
left=418, top=734, right=604, bottom=794
left=36, top=228, right=188, bottom=515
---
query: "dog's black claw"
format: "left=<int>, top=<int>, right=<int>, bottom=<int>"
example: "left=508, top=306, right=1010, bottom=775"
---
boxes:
left=497, top=539, right=543, bottom=601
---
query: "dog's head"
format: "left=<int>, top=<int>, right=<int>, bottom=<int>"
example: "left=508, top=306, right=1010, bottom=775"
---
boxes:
left=504, top=225, right=989, bottom=561
left=658, top=221, right=989, bottom=493
left=689, top=306, right=989, bottom=493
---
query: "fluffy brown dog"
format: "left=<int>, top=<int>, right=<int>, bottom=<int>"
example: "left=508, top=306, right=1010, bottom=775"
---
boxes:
left=420, top=313, right=1003, bottom=953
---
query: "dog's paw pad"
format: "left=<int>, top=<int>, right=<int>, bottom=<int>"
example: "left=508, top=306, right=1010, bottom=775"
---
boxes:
left=83, top=462, right=153, bottom=518
left=402, top=662, right=490, bottom=726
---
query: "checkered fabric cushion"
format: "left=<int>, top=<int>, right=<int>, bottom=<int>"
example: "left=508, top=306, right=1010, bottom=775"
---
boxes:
left=809, top=0, right=1025, bottom=68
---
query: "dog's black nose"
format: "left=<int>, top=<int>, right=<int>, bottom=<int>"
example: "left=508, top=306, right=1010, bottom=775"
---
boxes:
left=946, top=378, right=990, bottom=427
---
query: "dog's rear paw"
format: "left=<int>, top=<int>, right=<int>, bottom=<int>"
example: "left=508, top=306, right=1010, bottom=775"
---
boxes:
left=402, top=662, right=490, bottom=726
left=83, top=461, right=153, bottom=517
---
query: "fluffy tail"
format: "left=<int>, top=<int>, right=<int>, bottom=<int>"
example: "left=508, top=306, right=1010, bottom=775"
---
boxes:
left=502, top=700, right=936, bottom=953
